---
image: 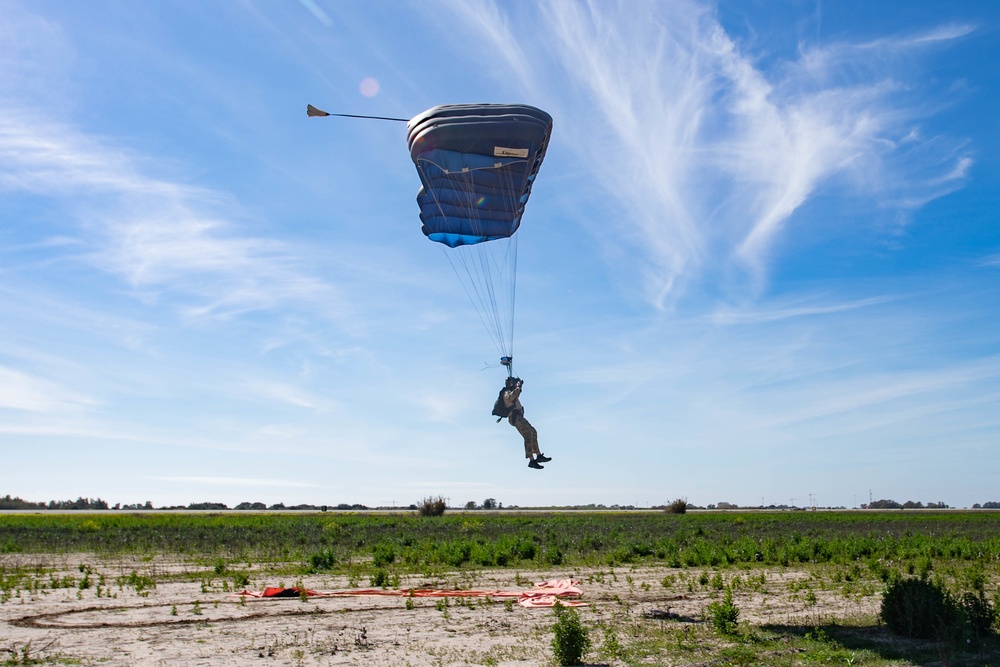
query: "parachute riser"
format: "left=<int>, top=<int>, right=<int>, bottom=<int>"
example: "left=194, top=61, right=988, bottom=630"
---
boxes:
left=306, top=104, right=408, bottom=122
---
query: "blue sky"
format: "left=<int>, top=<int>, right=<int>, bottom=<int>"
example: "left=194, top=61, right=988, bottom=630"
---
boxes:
left=2, top=0, right=998, bottom=509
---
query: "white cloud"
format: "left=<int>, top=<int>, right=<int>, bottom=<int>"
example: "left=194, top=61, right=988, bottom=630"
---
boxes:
left=750, top=357, right=1000, bottom=431
left=240, top=379, right=331, bottom=411
left=453, top=1, right=974, bottom=304
left=711, top=295, right=891, bottom=325
left=0, top=365, right=97, bottom=412
left=0, top=112, right=348, bottom=322
left=296, top=0, right=332, bottom=28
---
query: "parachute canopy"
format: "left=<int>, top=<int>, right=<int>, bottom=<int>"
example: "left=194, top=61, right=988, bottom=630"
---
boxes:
left=406, top=103, right=552, bottom=371
left=407, top=104, right=552, bottom=248
left=306, top=101, right=553, bottom=371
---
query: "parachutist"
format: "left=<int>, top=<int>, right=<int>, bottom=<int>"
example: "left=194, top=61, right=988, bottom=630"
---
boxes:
left=499, top=376, right=550, bottom=469
left=405, top=103, right=554, bottom=471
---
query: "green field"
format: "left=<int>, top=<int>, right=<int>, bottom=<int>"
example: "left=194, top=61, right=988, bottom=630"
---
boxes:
left=4, top=510, right=1000, bottom=567
left=3, top=510, right=1000, bottom=666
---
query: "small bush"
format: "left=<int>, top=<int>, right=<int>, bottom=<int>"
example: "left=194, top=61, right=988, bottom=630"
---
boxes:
left=372, top=543, right=396, bottom=567
left=308, top=548, right=337, bottom=572
left=881, top=576, right=998, bottom=645
left=664, top=498, right=688, bottom=514
left=551, top=603, right=591, bottom=666
left=706, top=587, right=740, bottom=635
left=369, top=568, right=389, bottom=588
left=417, top=496, right=447, bottom=517
left=956, top=590, right=996, bottom=640
left=881, top=577, right=954, bottom=640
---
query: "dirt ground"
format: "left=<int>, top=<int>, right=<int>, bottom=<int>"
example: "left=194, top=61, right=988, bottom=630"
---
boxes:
left=1, top=554, right=882, bottom=666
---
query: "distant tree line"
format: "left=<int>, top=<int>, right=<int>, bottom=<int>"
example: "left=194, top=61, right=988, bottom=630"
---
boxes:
left=0, top=495, right=370, bottom=511
left=464, top=498, right=502, bottom=509
left=864, top=499, right=950, bottom=509
left=4, top=493, right=999, bottom=511
left=0, top=495, right=109, bottom=510
left=706, top=503, right=824, bottom=510
left=707, top=500, right=959, bottom=510
left=154, top=502, right=372, bottom=511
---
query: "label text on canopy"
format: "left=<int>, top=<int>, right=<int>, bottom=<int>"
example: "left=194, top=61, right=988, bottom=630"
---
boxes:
left=494, top=146, right=529, bottom=158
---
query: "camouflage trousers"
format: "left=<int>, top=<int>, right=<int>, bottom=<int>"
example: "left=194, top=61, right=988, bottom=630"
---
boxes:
left=509, top=412, right=539, bottom=458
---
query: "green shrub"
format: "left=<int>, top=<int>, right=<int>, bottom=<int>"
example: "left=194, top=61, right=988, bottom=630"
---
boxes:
left=369, top=568, right=389, bottom=588
left=439, top=540, right=472, bottom=567
left=881, top=577, right=953, bottom=640
left=955, top=590, right=996, bottom=641
left=372, top=543, right=396, bottom=567
left=880, top=576, right=998, bottom=644
left=308, top=548, right=337, bottom=572
left=231, top=571, right=250, bottom=589
left=543, top=544, right=564, bottom=565
left=706, top=587, right=740, bottom=635
left=551, top=603, right=591, bottom=666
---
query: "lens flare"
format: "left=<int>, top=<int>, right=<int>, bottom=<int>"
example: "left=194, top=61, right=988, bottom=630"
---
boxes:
left=359, top=77, right=380, bottom=97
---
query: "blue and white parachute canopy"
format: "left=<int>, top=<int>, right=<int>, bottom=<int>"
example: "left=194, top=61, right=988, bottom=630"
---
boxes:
left=407, top=104, right=552, bottom=248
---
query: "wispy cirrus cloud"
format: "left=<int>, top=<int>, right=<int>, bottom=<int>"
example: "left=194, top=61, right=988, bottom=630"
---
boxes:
left=0, top=364, right=97, bottom=412
left=0, top=112, right=345, bottom=321
left=452, top=0, right=974, bottom=305
left=295, top=0, right=332, bottom=28
left=711, top=295, right=892, bottom=325
left=756, top=357, right=1000, bottom=430
left=237, top=378, right=333, bottom=411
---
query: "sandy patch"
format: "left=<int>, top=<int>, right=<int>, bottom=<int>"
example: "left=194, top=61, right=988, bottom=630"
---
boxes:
left=1, top=556, right=882, bottom=666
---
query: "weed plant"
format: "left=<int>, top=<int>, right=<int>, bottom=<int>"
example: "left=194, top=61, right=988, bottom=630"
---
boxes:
left=551, top=602, right=591, bottom=666
left=598, top=626, right=624, bottom=661
left=706, top=586, right=740, bottom=635
left=117, top=570, right=156, bottom=596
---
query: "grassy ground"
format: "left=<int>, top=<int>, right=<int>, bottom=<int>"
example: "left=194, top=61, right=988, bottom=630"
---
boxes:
left=2, top=511, right=1000, bottom=665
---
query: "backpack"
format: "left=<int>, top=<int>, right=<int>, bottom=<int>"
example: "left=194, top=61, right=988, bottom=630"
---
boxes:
left=491, top=387, right=512, bottom=422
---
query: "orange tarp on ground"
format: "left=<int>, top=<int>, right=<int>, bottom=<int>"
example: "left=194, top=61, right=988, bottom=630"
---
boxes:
left=234, top=579, right=586, bottom=607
